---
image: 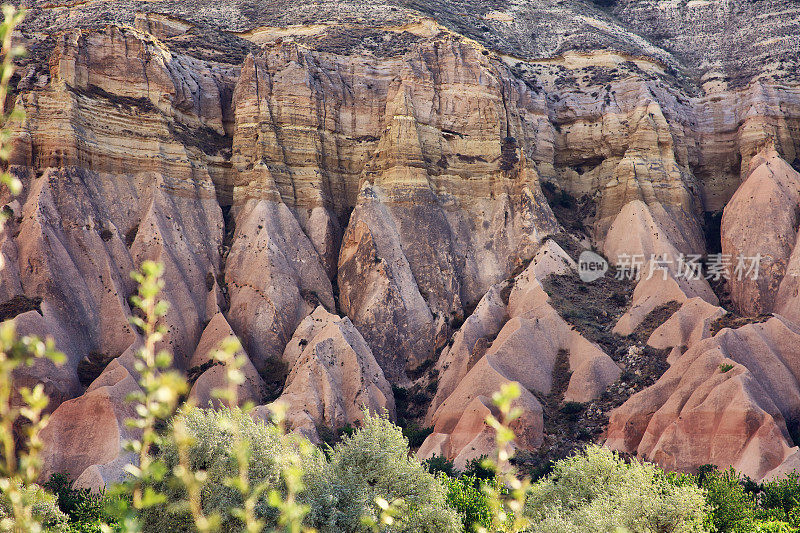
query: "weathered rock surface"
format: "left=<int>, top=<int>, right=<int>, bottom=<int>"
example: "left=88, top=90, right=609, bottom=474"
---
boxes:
left=7, top=0, right=800, bottom=482
left=613, top=265, right=718, bottom=337
left=188, top=312, right=267, bottom=408
left=647, top=298, right=726, bottom=364
left=40, top=357, right=141, bottom=490
left=607, top=316, right=800, bottom=481
left=269, top=307, right=395, bottom=443
left=421, top=240, right=618, bottom=465
left=225, top=199, right=334, bottom=374
left=721, top=150, right=800, bottom=319
left=9, top=306, right=83, bottom=409
left=603, top=200, right=705, bottom=265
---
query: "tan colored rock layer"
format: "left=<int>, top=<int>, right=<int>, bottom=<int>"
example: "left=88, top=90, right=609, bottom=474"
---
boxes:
left=6, top=2, right=800, bottom=486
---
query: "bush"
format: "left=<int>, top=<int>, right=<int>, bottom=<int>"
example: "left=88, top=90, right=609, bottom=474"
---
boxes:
left=402, top=424, right=433, bottom=449
left=424, top=455, right=459, bottom=478
left=140, top=407, right=318, bottom=532
left=304, top=412, right=463, bottom=533
left=700, top=466, right=757, bottom=532
left=523, top=445, right=709, bottom=533
left=760, top=472, right=800, bottom=519
left=0, top=482, right=70, bottom=532
left=43, top=473, right=118, bottom=532
left=560, top=402, right=585, bottom=416
left=754, top=521, right=798, bottom=533
left=462, top=456, right=496, bottom=483
left=444, top=475, right=491, bottom=532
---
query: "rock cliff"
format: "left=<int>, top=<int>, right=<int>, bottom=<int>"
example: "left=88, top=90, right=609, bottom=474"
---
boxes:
left=4, top=0, right=800, bottom=485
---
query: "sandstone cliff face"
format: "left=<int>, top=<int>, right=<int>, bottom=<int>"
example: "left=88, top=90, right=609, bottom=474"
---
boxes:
left=7, top=0, right=800, bottom=485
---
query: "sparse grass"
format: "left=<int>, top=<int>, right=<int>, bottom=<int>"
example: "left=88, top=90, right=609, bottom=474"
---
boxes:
left=633, top=301, right=682, bottom=342
left=542, top=272, right=633, bottom=354
left=710, top=313, right=773, bottom=336
left=0, top=294, right=43, bottom=321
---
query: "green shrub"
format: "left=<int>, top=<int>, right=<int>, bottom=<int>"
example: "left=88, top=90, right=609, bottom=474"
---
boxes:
left=753, top=521, right=798, bottom=533
left=700, top=466, right=757, bottom=533
left=0, top=482, right=70, bottom=532
left=523, top=445, right=709, bottom=532
left=43, top=473, right=116, bottom=532
left=559, top=402, right=585, bottom=416
left=402, top=424, right=433, bottom=449
left=424, top=455, right=459, bottom=478
left=140, top=406, right=318, bottom=532
left=44, top=474, right=80, bottom=517
left=304, top=412, right=463, bottom=533
left=444, top=475, right=491, bottom=532
left=760, top=472, right=800, bottom=519
left=462, top=456, right=496, bottom=483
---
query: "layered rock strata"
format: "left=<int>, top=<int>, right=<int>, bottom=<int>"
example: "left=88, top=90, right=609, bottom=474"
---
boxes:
left=5, top=0, right=800, bottom=486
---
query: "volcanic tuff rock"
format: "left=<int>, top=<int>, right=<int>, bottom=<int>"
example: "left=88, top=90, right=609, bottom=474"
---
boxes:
left=39, top=357, right=142, bottom=491
left=607, top=316, right=800, bottom=481
left=420, top=240, right=620, bottom=467
left=188, top=312, right=268, bottom=408
left=266, top=306, right=395, bottom=443
left=721, top=150, right=800, bottom=322
left=5, top=0, right=800, bottom=484
left=647, top=298, right=727, bottom=365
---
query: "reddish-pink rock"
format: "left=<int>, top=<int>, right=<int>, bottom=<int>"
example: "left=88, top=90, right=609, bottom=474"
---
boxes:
left=607, top=316, right=800, bottom=480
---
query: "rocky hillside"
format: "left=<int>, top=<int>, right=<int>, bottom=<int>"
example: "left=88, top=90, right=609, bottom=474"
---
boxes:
left=4, top=0, right=800, bottom=488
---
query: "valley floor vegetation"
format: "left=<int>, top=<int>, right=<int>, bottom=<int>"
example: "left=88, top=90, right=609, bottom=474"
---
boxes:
left=3, top=6, right=800, bottom=533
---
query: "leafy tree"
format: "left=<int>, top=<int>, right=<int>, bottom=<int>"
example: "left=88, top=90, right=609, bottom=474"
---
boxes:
left=423, top=456, right=459, bottom=478
left=524, top=446, right=709, bottom=533
left=304, top=412, right=462, bottom=533
left=443, top=476, right=490, bottom=533
left=139, top=407, right=317, bottom=533
left=760, top=472, right=800, bottom=520
left=700, top=466, right=757, bottom=533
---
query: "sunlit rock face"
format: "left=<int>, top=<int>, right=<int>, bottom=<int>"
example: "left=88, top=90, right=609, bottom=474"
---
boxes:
left=6, top=0, right=800, bottom=487
left=607, top=316, right=800, bottom=481
left=229, top=37, right=561, bottom=380
left=720, top=151, right=800, bottom=320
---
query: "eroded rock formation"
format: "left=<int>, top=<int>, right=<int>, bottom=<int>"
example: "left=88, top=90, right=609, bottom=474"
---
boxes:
left=4, top=0, right=800, bottom=486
